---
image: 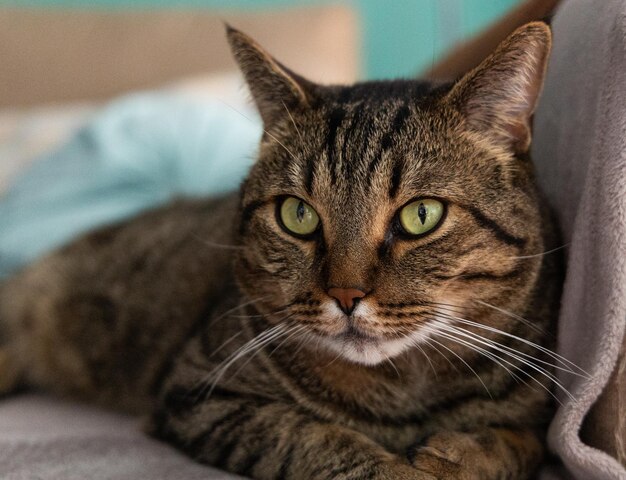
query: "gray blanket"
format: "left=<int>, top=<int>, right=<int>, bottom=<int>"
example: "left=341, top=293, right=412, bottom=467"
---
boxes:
left=533, top=0, right=626, bottom=478
left=0, top=395, right=241, bottom=479
left=1, top=0, right=625, bottom=478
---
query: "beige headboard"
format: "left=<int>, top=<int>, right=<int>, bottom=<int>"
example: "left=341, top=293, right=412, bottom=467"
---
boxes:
left=0, top=6, right=360, bottom=107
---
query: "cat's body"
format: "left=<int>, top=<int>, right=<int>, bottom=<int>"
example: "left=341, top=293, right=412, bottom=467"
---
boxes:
left=0, top=23, right=565, bottom=479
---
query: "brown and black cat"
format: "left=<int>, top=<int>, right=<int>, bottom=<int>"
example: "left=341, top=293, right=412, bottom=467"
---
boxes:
left=0, top=22, right=570, bottom=479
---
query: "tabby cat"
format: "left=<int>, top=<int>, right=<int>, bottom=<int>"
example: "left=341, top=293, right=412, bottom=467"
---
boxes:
left=0, top=22, right=570, bottom=479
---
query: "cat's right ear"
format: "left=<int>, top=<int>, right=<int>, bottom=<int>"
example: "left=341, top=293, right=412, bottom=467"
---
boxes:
left=226, top=25, right=314, bottom=128
left=444, top=22, right=551, bottom=154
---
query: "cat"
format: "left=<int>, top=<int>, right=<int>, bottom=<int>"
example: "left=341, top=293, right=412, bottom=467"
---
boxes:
left=0, top=21, right=570, bottom=479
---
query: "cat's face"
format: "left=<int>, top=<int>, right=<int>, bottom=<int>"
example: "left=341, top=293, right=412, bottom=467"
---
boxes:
left=229, top=24, right=552, bottom=365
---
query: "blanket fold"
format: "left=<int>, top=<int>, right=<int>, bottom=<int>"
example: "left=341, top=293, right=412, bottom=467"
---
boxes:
left=533, top=0, right=626, bottom=478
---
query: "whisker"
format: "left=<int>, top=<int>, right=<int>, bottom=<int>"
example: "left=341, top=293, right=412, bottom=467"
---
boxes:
left=421, top=338, right=459, bottom=373
left=431, top=308, right=589, bottom=378
left=227, top=323, right=305, bottom=383
left=392, top=329, right=437, bottom=378
left=207, top=300, right=302, bottom=351
left=193, top=322, right=286, bottom=395
left=382, top=352, right=402, bottom=379
left=431, top=320, right=574, bottom=403
left=440, top=321, right=567, bottom=384
left=282, top=100, right=304, bottom=144
left=192, top=234, right=244, bottom=251
left=430, top=326, right=563, bottom=405
left=202, top=320, right=294, bottom=397
left=508, top=243, right=569, bottom=260
left=323, top=340, right=348, bottom=368
left=429, top=323, right=558, bottom=393
left=207, top=295, right=271, bottom=327
left=203, top=323, right=284, bottom=381
left=292, top=330, right=315, bottom=357
left=472, top=300, right=551, bottom=337
left=418, top=331, right=493, bottom=398
left=218, top=99, right=299, bottom=162
left=427, top=300, right=549, bottom=338
left=267, top=324, right=308, bottom=358
left=230, top=305, right=292, bottom=320
left=209, top=330, right=244, bottom=359
left=407, top=313, right=525, bottom=387
left=314, top=330, right=325, bottom=355
left=431, top=328, right=525, bottom=385
left=434, top=310, right=576, bottom=377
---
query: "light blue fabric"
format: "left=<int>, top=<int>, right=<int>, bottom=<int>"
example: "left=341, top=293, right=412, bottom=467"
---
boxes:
left=0, top=93, right=262, bottom=278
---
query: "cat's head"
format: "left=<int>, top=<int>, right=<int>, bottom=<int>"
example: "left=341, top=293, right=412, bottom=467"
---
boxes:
left=228, top=23, right=552, bottom=365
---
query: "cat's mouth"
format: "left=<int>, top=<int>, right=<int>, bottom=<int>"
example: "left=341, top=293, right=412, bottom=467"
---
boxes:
left=309, top=299, right=434, bottom=366
left=318, top=321, right=412, bottom=366
left=337, top=325, right=379, bottom=345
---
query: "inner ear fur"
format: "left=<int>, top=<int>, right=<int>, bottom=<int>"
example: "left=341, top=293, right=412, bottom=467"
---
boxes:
left=226, top=25, right=315, bottom=128
left=445, top=22, right=552, bottom=154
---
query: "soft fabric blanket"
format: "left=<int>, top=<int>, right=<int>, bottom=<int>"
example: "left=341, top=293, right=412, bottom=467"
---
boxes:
left=0, top=394, right=241, bottom=480
left=0, top=94, right=261, bottom=278
left=533, top=0, right=626, bottom=478
left=1, top=0, right=625, bottom=478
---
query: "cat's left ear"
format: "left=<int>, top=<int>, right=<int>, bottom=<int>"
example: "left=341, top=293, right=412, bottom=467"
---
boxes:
left=226, top=25, right=314, bottom=127
left=445, top=22, right=552, bottom=154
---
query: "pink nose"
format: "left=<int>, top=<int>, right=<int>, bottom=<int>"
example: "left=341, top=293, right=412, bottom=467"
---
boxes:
left=327, top=288, right=366, bottom=315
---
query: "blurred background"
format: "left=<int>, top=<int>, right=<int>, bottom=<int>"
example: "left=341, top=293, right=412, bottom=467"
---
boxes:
left=1, top=0, right=522, bottom=103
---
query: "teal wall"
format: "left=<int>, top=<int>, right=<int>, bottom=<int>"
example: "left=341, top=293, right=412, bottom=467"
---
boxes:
left=3, top=0, right=521, bottom=78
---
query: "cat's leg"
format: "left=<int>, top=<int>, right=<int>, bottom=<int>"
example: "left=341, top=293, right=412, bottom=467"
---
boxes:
left=409, top=427, right=543, bottom=480
left=153, top=390, right=433, bottom=480
left=0, top=201, right=236, bottom=409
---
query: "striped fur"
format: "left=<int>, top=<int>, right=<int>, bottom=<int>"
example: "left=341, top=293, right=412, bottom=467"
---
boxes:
left=0, top=22, right=563, bottom=479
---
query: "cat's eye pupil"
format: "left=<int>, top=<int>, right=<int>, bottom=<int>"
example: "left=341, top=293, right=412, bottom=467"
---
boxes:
left=418, top=203, right=427, bottom=225
left=398, top=198, right=444, bottom=237
left=296, top=201, right=305, bottom=222
left=279, top=197, right=320, bottom=237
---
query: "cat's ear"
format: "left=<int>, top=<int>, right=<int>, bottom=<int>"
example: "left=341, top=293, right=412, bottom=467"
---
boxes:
left=226, top=25, right=314, bottom=127
left=445, top=22, right=551, bottom=154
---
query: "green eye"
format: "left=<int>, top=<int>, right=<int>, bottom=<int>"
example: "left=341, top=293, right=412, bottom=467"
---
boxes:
left=279, top=197, right=320, bottom=237
left=399, top=199, right=445, bottom=236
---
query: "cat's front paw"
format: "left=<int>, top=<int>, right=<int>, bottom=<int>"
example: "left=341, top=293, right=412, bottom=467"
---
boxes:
left=408, top=431, right=484, bottom=480
left=371, top=460, right=438, bottom=480
left=409, top=427, right=542, bottom=480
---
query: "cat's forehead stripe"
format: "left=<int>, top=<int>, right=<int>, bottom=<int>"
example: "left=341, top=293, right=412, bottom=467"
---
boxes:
left=300, top=90, right=426, bottom=201
left=320, top=100, right=414, bottom=198
left=366, top=102, right=412, bottom=185
left=388, top=159, right=404, bottom=199
left=303, top=151, right=316, bottom=195
left=339, top=102, right=367, bottom=183
left=325, top=106, right=346, bottom=186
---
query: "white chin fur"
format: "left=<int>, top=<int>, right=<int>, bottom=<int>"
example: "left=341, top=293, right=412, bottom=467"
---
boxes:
left=321, top=328, right=431, bottom=366
left=317, top=301, right=449, bottom=366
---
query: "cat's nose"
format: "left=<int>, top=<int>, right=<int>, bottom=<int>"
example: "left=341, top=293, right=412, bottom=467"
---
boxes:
left=327, top=287, right=366, bottom=315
